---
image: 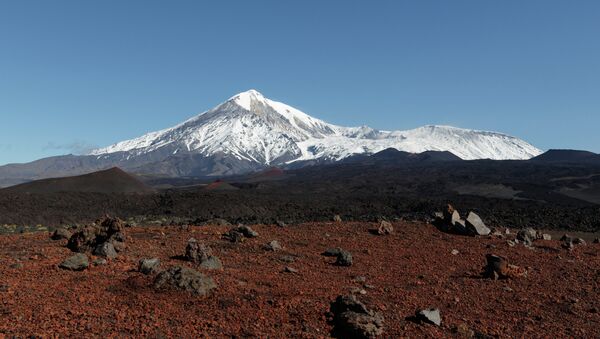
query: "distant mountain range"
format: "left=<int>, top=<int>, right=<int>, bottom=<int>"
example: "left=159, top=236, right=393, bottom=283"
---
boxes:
left=0, top=90, right=543, bottom=187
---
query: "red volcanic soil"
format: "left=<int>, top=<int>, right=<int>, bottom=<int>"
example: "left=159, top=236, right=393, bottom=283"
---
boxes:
left=1, top=222, right=599, bottom=337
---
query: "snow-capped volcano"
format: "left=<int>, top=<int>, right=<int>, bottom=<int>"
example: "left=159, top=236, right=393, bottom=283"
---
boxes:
left=90, top=89, right=541, bottom=166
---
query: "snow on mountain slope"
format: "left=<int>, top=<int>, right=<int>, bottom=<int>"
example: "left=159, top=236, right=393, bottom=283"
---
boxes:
left=90, top=90, right=542, bottom=165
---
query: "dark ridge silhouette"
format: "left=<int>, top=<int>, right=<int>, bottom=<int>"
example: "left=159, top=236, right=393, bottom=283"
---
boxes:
left=532, top=149, right=600, bottom=164
left=0, top=167, right=154, bottom=194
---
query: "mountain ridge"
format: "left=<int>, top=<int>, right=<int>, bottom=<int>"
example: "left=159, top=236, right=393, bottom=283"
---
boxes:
left=0, top=90, right=543, bottom=186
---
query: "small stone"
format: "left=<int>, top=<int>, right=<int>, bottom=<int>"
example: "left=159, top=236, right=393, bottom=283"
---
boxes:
left=451, top=249, right=459, bottom=255
left=138, top=258, right=160, bottom=274
left=593, top=238, right=599, bottom=244
left=51, top=228, right=72, bottom=240
left=263, top=240, right=283, bottom=251
left=483, top=254, right=527, bottom=279
left=9, top=263, right=23, bottom=269
left=322, top=248, right=343, bottom=257
left=93, top=242, right=118, bottom=259
left=465, top=212, right=491, bottom=236
left=376, top=220, right=393, bottom=235
left=283, top=266, right=298, bottom=273
left=59, top=253, right=89, bottom=271
left=236, top=225, right=259, bottom=238
left=330, top=295, right=384, bottom=338
left=278, top=255, right=296, bottom=263
left=541, top=234, right=552, bottom=240
left=517, top=228, right=538, bottom=243
left=416, top=308, right=441, bottom=326
left=354, top=276, right=367, bottom=283
left=93, top=258, right=107, bottom=266
left=335, top=250, right=353, bottom=266
left=573, top=238, right=586, bottom=245
left=276, top=220, right=286, bottom=228
left=507, top=240, right=516, bottom=247
left=333, top=215, right=342, bottom=222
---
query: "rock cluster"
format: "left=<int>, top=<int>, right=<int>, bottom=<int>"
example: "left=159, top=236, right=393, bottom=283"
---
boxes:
left=67, top=217, right=126, bottom=258
left=329, top=295, right=384, bottom=338
left=434, top=204, right=490, bottom=236
left=483, top=254, right=527, bottom=280
left=153, top=266, right=217, bottom=296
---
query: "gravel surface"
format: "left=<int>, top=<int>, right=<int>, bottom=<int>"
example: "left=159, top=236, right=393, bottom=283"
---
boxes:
left=1, top=222, right=599, bottom=337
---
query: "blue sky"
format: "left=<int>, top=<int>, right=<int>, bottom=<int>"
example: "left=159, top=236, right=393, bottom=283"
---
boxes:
left=1, top=1, right=599, bottom=165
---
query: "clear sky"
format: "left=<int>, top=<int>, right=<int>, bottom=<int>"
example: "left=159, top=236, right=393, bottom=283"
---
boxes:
left=1, top=0, right=599, bottom=165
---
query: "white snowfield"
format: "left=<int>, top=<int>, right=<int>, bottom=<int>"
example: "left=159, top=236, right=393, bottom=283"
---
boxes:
left=90, top=90, right=542, bottom=164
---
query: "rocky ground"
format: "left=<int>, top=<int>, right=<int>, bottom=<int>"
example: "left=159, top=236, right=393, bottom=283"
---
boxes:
left=1, top=220, right=599, bottom=338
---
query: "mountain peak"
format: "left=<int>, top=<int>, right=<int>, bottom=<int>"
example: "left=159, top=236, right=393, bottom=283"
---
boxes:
left=229, top=89, right=267, bottom=110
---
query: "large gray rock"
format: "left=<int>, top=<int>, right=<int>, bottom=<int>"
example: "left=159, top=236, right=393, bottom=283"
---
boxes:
left=236, top=225, right=259, bottom=238
left=153, top=266, right=216, bottom=296
left=138, top=258, right=160, bottom=275
left=93, top=242, right=118, bottom=259
left=59, top=253, right=89, bottom=271
left=465, top=212, right=491, bottom=236
left=330, top=295, right=384, bottom=338
left=416, top=308, right=441, bottom=326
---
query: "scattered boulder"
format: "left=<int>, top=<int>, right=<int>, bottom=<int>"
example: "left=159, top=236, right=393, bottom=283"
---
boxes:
left=517, top=228, right=538, bottom=243
left=335, top=250, right=353, bottom=267
left=322, top=248, right=343, bottom=257
left=51, top=228, right=72, bottom=241
left=276, top=220, right=286, bottom=228
left=93, top=258, right=107, bottom=266
left=185, top=238, right=212, bottom=263
left=93, top=242, right=118, bottom=259
left=443, top=204, right=458, bottom=225
left=594, top=238, right=599, bottom=244
left=465, top=212, right=491, bottom=236
left=184, top=238, right=223, bottom=270
left=222, top=229, right=244, bottom=243
left=59, top=253, right=89, bottom=271
left=541, top=233, right=552, bottom=240
left=483, top=254, right=527, bottom=280
left=415, top=308, right=441, bottom=326
left=333, top=215, right=342, bottom=222
left=283, top=266, right=298, bottom=273
left=138, top=258, right=160, bottom=275
left=263, top=240, right=283, bottom=251
left=153, top=266, right=216, bottom=296
left=375, top=220, right=393, bottom=235
left=329, top=295, right=384, bottom=338
left=223, top=225, right=258, bottom=242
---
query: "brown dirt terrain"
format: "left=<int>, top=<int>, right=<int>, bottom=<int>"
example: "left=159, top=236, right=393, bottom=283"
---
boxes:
left=0, top=221, right=599, bottom=338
